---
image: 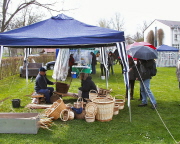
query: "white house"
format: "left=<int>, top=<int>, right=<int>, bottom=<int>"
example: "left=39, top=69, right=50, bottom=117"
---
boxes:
left=144, top=19, right=180, bottom=49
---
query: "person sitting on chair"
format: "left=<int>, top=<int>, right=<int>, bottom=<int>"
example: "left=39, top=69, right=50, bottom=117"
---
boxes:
left=34, top=67, right=56, bottom=104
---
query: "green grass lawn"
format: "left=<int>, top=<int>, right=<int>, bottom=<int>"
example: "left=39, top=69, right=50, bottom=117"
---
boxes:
left=0, top=64, right=180, bottom=144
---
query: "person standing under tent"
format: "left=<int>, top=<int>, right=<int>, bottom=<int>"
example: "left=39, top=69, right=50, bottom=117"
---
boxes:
left=90, top=52, right=97, bottom=74
left=136, top=59, right=157, bottom=109
left=126, top=56, right=136, bottom=100
left=34, top=67, right=56, bottom=104
left=68, top=54, right=75, bottom=77
left=108, top=51, right=114, bottom=75
left=98, top=54, right=106, bottom=77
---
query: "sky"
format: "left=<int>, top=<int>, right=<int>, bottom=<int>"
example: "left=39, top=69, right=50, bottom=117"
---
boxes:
left=16, top=0, right=180, bottom=36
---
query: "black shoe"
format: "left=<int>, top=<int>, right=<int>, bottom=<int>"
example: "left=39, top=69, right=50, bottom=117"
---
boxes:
left=138, top=103, right=147, bottom=107
left=152, top=104, right=157, bottom=109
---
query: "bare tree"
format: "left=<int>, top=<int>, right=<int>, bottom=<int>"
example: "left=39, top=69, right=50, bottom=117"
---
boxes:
left=158, top=29, right=164, bottom=46
left=110, top=12, right=124, bottom=31
left=146, top=30, right=154, bottom=45
left=0, top=0, right=71, bottom=32
left=98, top=18, right=111, bottom=28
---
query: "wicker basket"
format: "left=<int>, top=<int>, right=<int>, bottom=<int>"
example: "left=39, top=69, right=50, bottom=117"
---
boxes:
left=115, top=99, right=125, bottom=110
left=85, top=114, right=95, bottom=122
left=56, top=82, right=70, bottom=93
left=89, top=90, right=98, bottom=100
left=60, top=109, right=74, bottom=121
left=74, top=97, right=83, bottom=108
left=45, top=98, right=66, bottom=120
left=74, top=110, right=86, bottom=119
left=92, top=97, right=115, bottom=122
left=113, top=104, right=120, bottom=115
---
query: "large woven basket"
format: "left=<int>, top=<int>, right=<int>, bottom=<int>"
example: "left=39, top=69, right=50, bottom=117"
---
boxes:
left=45, top=98, right=66, bottom=120
left=92, top=97, right=115, bottom=122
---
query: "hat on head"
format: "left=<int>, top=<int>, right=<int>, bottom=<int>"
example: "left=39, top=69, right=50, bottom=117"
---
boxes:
left=39, top=67, right=47, bottom=72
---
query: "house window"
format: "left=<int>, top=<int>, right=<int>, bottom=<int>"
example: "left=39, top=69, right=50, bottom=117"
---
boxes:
left=174, top=34, right=178, bottom=41
left=172, top=44, right=179, bottom=49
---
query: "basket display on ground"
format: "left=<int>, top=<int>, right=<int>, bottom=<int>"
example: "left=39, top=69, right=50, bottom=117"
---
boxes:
left=56, top=82, right=70, bottom=93
left=92, top=97, right=115, bottom=122
left=45, top=99, right=66, bottom=120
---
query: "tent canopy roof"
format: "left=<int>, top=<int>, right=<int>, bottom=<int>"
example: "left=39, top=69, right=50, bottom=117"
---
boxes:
left=157, top=44, right=179, bottom=51
left=0, top=14, right=125, bottom=48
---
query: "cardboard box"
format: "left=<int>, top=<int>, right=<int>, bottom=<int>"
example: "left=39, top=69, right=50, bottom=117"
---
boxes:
left=0, top=113, right=40, bottom=134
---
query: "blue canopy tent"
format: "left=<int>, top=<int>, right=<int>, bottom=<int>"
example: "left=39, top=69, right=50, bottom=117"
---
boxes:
left=0, top=14, right=131, bottom=120
left=156, top=44, right=179, bottom=67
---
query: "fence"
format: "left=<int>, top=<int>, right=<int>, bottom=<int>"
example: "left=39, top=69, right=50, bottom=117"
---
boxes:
left=0, top=54, right=55, bottom=80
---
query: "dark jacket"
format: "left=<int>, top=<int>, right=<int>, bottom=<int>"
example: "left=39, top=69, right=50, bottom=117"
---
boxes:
left=136, top=59, right=154, bottom=80
left=35, top=73, right=54, bottom=92
left=91, top=53, right=97, bottom=65
left=79, top=76, right=97, bottom=99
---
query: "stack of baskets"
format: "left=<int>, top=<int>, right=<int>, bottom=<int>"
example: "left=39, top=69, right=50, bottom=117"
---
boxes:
left=92, top=97, right=115, bottom=122
left=45, top=98, right=66, bottom=120
left=85, top=102, right=97, bottom=122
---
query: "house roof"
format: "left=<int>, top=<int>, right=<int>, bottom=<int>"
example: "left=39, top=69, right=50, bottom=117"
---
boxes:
left=156, top=19, right=180, bottom=28
left=144, top=19, right=180, bottom=32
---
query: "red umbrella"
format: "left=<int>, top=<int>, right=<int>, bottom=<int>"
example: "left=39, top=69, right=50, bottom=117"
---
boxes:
left=126, top=42, right=156, bottom=50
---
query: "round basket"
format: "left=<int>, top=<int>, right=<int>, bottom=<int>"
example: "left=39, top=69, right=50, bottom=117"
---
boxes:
left=92, top=97, right=115, bottom=122
left=50, top=94, right=60, bottom=103
left=85, top=102, right=97, bottom=116
left=85, top=114, right=95, bottom=122
left=89, top=90, right=98, bottom=101
left=113, top=104, right=119, bottom=115
left=45, top=98, right=66, bottom=120
left=60, top=109, right=74, bottom=121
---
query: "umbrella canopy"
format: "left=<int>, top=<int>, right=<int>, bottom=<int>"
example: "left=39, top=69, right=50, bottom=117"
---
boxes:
left=127, top=46, right=158, bottom=60
left=126, top=42, right=156, bottom=50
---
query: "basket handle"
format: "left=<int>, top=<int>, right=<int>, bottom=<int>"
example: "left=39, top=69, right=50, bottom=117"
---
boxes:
left=89, top=90, right=98, bottom=93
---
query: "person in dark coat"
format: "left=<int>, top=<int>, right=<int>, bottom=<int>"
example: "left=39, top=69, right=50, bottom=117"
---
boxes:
left=90, top=52, right=97, bottom=74
left=108, top=51, right=114, bottom=75
left=68, top=54, right=75, bottom=77
left=78, top=73, right=97, bottom=102
left=34, top=67, right=56, bottom=104
left=136, top=59, right=157, bottom=109
left=126, top=57, right=136, bottom=100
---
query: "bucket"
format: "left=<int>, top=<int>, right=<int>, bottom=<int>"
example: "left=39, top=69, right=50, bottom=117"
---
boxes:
left=71, top=72, right=77, bottom=78
left=101, top=76, right=105, bottom=80
left=12, top=99, right=20, bottom=108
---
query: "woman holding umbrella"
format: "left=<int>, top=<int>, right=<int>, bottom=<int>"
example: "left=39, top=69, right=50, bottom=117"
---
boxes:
left=127, top=45, right=158, bottom=109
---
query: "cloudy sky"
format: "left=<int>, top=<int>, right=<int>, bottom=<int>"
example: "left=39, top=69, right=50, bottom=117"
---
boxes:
left=17, top=0, right=180, bottom=36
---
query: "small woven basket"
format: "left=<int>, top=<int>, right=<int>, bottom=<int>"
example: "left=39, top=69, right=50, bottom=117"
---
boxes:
left=74, top=97, right=83, bottom=108
left=74, top=110, right=86, bottom=119
left=115, top=99, right=125, bottom=110
left=92, top=97, right=115, bottom=122
left=113, top=104, right=120, bottom=115
left=85, top=113, right=95, bottom=122
left=89, top=90, right=98, bottom=101
left=45, top=98, right=66, bottom=120
left=60, top=109, right=74, bottom=121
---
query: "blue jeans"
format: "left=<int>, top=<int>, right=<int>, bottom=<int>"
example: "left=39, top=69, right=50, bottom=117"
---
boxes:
left=140, top=79, right=156, bottom=105
left=37, top=87, right=54, bottom=103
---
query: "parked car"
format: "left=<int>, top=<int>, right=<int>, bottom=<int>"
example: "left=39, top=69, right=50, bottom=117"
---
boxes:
left=45, top=61, right=55, bottom=70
